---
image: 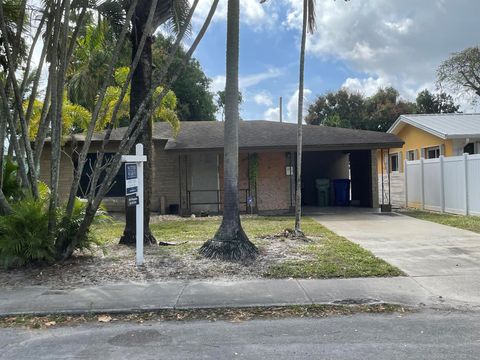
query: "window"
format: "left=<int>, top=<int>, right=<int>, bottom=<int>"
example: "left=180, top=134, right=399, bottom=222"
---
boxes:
left=76, top=153, right=125, bottom=198
left=390, top=153, right=399, bottom=172
left=407, top=150, right=417, bottom=161
left=425, top=146, right=440, bottom=159
left=464, top=143, right=475, bottom=155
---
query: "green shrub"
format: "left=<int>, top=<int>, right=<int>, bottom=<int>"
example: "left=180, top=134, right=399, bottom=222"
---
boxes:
left=56, top=198, right=110, bottom=254
left=2, top=160, right=24, bottom=201
left=0, top=196, right=110, bottom=268
left=0, top=197, right=54, bottom=268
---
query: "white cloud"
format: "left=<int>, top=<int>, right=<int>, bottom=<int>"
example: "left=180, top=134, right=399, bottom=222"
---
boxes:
left=240, top=68, right=283, bottom=88
left=209, top=68, right=282, bottom=94
left=192, top=0, right=280, bottom=30
left=264, top=107, right=280, bottom=121
left=210, top=75, right=226, bottom=94
left=284, top=0, right=480, bottom=104
left=253, top=91, right=273, bottom=106
left=341, top=77, right=391, bottom=97
left=264, top=88, right=312, bottom=123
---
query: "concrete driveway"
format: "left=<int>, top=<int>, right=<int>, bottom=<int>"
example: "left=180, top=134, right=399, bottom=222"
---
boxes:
left=312, top=209, right=480, bottom=308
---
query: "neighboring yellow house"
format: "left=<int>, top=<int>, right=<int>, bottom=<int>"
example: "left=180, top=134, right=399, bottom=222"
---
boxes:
left=378, top=113, right=480, bottom=173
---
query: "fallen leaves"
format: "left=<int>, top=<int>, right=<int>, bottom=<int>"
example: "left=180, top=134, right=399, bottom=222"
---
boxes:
left=97, top=315, right=112, bottom=323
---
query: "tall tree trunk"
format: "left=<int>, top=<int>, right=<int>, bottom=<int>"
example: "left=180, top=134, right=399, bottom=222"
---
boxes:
left=200, top=0, right=257, bottom=261
left=63, top=0, right=218, bottom=260
left=294, top=0, right=308, bottom=235
left=120, top=3, right=156, bottom=246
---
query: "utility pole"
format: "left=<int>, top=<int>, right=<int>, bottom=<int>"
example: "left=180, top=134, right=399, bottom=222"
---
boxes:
left=279, top=96, right=283, bottom=123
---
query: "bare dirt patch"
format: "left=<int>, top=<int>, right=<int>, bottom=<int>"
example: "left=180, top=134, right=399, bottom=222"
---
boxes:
left=0, top=233, right=317, bottom=289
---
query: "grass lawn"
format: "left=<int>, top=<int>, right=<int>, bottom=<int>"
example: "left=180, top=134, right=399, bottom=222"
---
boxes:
left=94, top=216, right=402, bottom=279
left=402, top=209, right=480, bottom=234
left=0, top=216, right=402, bottom=288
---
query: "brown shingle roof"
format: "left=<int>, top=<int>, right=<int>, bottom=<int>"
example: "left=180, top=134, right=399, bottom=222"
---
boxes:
left=85, top=120, right=402, bottom=151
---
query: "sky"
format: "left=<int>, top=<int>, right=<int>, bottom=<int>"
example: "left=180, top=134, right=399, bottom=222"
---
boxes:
left=182, top=0, right=480, bottom=122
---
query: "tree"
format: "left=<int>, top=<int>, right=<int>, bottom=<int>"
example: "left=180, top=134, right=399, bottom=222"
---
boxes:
left=306, top=86, right=419, bottom=132
left=200, top=0, right=258, bottom=261
left=0, top=0, right=218, bottom=261
left=216, top=89, right=242, bottom=121
left=292, top=0, right=318, bottom=235
left=416, top=89, right=459, bottom=114
left=305, top=89, right=365, bottom=128
left=364, top=87, right=417, bottom=132
left=437, top=46, right=480, bottom=98
left=120, top=0, right=191, bottom=246
left=66, top=21, right=130, bottom=112
left=153, top=35, right=217, bottom=121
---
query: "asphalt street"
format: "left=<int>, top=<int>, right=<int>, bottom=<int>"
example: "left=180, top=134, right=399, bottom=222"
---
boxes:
left=1, top=310, right=479, bottom=359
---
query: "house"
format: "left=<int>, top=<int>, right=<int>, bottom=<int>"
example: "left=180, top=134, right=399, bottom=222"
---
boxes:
left=40, top=120, right=402, bottom=215
left=379, top=113, right=480, bottom=173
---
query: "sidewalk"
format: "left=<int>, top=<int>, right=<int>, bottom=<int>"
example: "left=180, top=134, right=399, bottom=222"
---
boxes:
left=0, top=276, right=475, bottom=317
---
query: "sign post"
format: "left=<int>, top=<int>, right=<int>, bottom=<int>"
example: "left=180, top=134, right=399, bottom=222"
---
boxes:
left=121, top=144, right=147, bottom=267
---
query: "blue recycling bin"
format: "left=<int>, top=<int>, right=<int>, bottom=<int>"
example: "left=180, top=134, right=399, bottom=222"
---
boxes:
left=333, top=179, right=350, bottom=206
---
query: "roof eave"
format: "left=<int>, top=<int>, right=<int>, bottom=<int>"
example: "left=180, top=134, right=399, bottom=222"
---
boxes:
left=445, top=134, right=480, bottom=140
left=164, top=142, right=404, bottom=153
left=388, top=115, right=447, bottom=139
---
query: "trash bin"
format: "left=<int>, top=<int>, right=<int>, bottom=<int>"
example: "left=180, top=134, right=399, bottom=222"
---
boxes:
left=315, top=178, right=330, bottom=207
left=333, top=179, right=350, bottom=206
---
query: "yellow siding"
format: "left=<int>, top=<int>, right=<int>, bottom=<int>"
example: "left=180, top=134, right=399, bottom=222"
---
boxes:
left=377, top=123, right=453, bottom=173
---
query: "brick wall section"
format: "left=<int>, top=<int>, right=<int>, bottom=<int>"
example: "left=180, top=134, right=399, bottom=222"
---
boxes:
left=217, top=152, right=289, bottom=213
left=257, top=152, right=289, bottom=212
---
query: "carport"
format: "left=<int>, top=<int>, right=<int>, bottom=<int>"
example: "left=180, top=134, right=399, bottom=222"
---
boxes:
left=301, top=149, right=375, bottom=208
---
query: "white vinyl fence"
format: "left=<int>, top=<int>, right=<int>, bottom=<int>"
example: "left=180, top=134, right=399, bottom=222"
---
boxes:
left=405, top=154, right=480, bottom=216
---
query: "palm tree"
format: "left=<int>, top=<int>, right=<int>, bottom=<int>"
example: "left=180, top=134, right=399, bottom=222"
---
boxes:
left=294, top=0, right=317, bottom=235
left=200, top=0, right=258, bottom=261
left=119, top=0, right=190, bottom=246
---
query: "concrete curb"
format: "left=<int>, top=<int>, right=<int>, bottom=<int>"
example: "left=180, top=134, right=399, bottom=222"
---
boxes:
left=2, top=277, right=473, bottom=317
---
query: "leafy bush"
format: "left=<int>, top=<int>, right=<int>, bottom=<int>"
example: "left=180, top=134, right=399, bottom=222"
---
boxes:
left=2, top=160, right=24, bottom=201
left=0, top=197, right=53, bottom=268
left=56, top=198, right=110, bottom=254
left=0, top=196, right=110, bottom=268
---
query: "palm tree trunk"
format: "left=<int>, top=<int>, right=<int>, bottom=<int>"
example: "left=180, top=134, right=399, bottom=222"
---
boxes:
left=200, top=0, right=257, bottom=261
left=294, top=0, right=308, bottom=235
left=120, top=3, right=156, bottom=246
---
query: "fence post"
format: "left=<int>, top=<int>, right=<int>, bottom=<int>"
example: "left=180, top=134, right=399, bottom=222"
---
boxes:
left=420, top=157, right=425, bottom=210
left=463, top=153, right=469, bottom=215
left=404, top=159, right=408, bottom=208
left=439, top=155, right=445, bottom=213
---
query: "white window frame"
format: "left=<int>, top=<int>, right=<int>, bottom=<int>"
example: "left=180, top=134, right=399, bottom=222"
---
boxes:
left=424, top=145, right=441, bottom=159
left=407, top=149, right=418, bottom=161
left=389, top=152, right=400, bottom=172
